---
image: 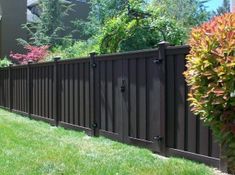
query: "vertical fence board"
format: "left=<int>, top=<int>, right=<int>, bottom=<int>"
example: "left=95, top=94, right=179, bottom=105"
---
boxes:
left=45, top=67, right=48, bottom=118
left=166, top=55, right=175, bottom=147
left=42, top=67, right=45, bottom=117
left=100, top=61, right=106, bottom=130
left=94, top=61, right=101, bottom=131
left=35, top=68, right=38, bottom=115
left=122, top=59, right=129, bottom=141
left=20, top=69, right=22, bottom=111
left=187, top=108, right=197, bottom=152
left=175, top=54, right=186, bottom=150
left=49, top=66, right=53, bottom=119
left=66, top=64, right=70, bottom=123
left=138, top=58, right=147, bottom=140
left=199, top=121, right=209, bottom=156
left=74, top=63, right=79, bottom=125
left=17, top=70, right=19, bottom=110
left=85, top=63, right=90, bottom=128
left=79, top=63, right=85, bottom=126
left=69, top=64, right=74, bottom=124
left=61, top=64, right=65, bottom=122
left=107, top=61, right=113, bottom=132
left=129, top=59, right=137, bottom=138
left=113, top=60, right=122, bottom=135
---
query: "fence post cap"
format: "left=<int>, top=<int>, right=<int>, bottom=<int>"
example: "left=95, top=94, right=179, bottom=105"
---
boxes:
left=89, top=52, right=97, bottom=57
left=158, top=41, right=170, bottom=46
left=28, top=60, right=33, bottom=64
left=53, top=56, right=61, bottom=62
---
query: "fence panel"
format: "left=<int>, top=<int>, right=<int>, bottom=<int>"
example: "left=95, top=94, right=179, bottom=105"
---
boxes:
left=12, top=67, right=28, bottom=114
left=30, top=64, right=55, bottom=124
left=165, top=46, right=220, bottom=167
left=122, top=51, right=162, bottom=152
left=94, top=49, right=163, bottom=152
left=57, top=60, right=92, bottom=135
left=0, top=45, right=222, bottom=169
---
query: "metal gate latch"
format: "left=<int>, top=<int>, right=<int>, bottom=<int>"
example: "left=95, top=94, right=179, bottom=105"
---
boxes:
left=120, top=80, right=126, bottom=92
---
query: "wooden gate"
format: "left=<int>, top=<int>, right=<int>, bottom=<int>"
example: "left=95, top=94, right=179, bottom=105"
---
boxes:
left=95, top=49, right=164, bottom=152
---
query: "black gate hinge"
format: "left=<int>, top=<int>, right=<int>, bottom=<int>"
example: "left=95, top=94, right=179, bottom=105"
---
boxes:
left=92, top=122, right=98, bottom=129
left=153, top=136, right=163, bottom=142
left=152, top=58, right=162, bottom=64
left=90, top=62, right=97, bottom=68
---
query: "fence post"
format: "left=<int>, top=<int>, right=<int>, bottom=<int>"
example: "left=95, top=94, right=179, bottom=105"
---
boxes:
left=53, top=57, right=61, bottom=126
left=27, top=61, right=33, bottom=118
left=158, top=41, right=169, bottom=155
left=90, top=52, right=98, bottom=136
left=8, top=64, right=13, bottom=111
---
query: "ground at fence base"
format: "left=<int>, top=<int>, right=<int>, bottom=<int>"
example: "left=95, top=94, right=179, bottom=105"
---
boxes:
left=0, top=108, right=216, bottom=175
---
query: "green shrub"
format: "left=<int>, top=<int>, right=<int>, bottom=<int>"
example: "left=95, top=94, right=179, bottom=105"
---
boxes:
left=47, top=39, right=100, bottom=60
left=184, top=13, right=235, bottom=173
left=0, top=57, right=12, bottom=67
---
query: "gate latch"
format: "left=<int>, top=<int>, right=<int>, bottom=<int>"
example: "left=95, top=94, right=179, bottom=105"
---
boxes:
left=120, top=80, right=126, bottom=93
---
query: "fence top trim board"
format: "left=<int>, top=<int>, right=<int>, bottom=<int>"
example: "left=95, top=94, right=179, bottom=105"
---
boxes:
left=0, top=45, right=189, bottom=70
left=166, top=45, right=190, bottom=55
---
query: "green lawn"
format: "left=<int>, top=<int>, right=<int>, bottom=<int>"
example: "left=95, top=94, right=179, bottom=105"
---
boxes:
left=0, top=109, right=213, bottom=175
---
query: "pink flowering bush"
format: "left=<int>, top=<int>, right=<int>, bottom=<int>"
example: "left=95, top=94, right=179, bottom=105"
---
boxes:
left=10, top=45, right=49, bottom=64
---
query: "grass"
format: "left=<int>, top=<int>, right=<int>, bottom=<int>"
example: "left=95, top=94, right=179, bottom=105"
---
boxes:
left=0, top=109, right=214, bottom=175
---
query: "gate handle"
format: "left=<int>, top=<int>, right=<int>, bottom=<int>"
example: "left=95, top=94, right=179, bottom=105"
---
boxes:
left=120, top=80, right=126, bottom=92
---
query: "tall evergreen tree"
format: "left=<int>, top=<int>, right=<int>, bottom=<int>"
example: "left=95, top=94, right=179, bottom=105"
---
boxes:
left=73, top=0, right=128, bottom=38
left=213, top=0, right=230, bottom=16
left=19, top=0, right=71, bottom=46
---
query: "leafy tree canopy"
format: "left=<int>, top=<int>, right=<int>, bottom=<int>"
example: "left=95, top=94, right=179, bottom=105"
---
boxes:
left=97, top=5, right=186, bottom=53
left=49, top=0, right=211, bottom=58
left=151, top=0, right=211, bottom=28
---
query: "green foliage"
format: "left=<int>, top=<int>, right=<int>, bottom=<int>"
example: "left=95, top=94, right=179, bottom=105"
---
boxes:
left=52, top=0, right=186, bottom=57
left=151, top=0, right=210, bottom=27
left=73, top=0, right=127, bottom=38
left=98, top=2, right=186, bottom=53
left=51, top=0, right=210, bottom=58
left=19, top=0, right=71, bottom=46
left=184, top=13, right=235, bottom=173
left=68, top=0, right=210, bottom=57
left=0, top=57, right=12, bottom=67
left=47, top=39, right=100, bottom=60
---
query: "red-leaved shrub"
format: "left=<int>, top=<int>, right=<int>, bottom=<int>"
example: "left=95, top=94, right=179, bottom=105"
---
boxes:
left=184, top=13, right=235, bottom=173
left=10, top=45, right=49, bottom=64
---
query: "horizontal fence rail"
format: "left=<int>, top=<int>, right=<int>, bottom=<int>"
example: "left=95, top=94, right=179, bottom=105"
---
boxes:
left=0, top=43, right=223, bottom=170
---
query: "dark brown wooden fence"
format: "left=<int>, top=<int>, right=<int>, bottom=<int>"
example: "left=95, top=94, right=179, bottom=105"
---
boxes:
left=0, top=43, right=223, bottom=170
